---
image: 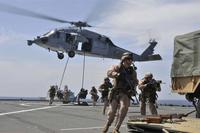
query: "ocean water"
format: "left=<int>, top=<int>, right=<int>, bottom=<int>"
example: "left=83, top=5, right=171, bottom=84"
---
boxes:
left=0, top=96, right=46, bottom=101
left=0, top=96, right=193, bottom=106
left=158, top=99, right=193, bottom=106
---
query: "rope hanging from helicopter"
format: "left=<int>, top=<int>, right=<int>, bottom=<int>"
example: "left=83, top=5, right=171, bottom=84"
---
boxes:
left=58, top=56, right=70, bottom=90
left=81, top=52, right=86, bottom=89
left=58, top=52, right=86, bottom=90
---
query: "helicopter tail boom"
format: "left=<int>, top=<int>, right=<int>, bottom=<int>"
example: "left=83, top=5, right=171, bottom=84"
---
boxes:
left=137, top=39, right=162, bottom=61
left=139, top=54, right=162, bottom=61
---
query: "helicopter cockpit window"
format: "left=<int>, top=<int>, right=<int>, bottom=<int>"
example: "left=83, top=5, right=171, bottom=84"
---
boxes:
left=105, top=37, right=115, bottom=46
left=41, top=37, right=48, bottom=44
left=43, top=30, right=55, bottom=36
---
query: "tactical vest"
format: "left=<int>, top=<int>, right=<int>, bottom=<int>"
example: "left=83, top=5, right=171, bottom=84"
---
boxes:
left=100, top=83, right=111, bottom=98
left=141, top=79, right=157, bottom=97
left=79, top=90, right=88, bottom=99
left=49, top=87, right=56, bottom=97
left=114, top=65, right=137, bottom=92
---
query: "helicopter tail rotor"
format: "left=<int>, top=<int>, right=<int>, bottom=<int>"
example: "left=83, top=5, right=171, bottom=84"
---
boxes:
left=139, top=39, right=162, bottom=61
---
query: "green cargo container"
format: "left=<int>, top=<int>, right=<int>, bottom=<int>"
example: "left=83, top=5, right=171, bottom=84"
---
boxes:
left=171, top=30, right=200, bottom=117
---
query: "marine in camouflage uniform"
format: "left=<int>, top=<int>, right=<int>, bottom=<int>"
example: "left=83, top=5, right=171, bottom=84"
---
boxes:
left=102, top=52, right=138, bottom=133
left=90, top=86, right=99, bottom=106
left=63, top=85, right=70, bottom=103
left=77, top=88, right=88, bottom=105
left=48, top=85, right=56, bottom=105
left=138, top=73, right=161, bottom=115
left=99, top=77, right=113, bottom=115
left=56, top=89, right=63, bottom=101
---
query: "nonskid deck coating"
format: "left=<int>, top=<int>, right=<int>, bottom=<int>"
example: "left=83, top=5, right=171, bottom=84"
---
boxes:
left=0, top=101, right=196, bottom=133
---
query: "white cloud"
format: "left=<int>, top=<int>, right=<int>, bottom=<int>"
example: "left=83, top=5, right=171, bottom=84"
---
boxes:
left=95, top=0, right=200, bottom=53
left=94, top=0, right=200, bottom=100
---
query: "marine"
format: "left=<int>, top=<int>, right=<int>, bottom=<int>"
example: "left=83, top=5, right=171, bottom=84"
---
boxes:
left=102, top=52, right=138, bottom=133
left=90, top=86, right=99, bottom=106
left=77, top=88, right=88, bottom=105
left=99, top=77, right=113, bottom=115
left=48, top=85, right=57, bottom=105
left=63, top=85, right=70, bottom=103
left=138, top=73, right=161, bottom=115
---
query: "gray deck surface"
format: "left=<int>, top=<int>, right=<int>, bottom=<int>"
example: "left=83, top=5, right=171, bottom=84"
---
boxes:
left=0, top=101, right=195, bottom=133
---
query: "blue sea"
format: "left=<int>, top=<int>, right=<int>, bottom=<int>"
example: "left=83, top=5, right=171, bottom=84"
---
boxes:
left=0, top=96, right=46, bottom=101
left=158, top=99, right=193, bottom=106
left=0, top=96, right=193, bottom=106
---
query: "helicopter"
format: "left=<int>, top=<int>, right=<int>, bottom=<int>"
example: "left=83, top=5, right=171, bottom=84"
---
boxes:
left=0, top=2, right=162, bottom=61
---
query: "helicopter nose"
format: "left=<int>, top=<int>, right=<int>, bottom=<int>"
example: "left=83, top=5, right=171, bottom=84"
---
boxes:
left=34, top=36, right=48, bottom=44
left=27, top=36, right=49, bottom=46
left=27, top=40, right=33, bottom=46
left=39, top=37, right=48, bottom=44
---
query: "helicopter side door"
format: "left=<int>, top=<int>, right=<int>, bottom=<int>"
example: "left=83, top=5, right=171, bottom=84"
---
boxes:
left=81, top=38, right=92, bottom=52
left=65, top=33, right=78, bottom=51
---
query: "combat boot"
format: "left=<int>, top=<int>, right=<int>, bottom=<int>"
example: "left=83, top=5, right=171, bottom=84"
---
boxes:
left=112, top=128, right=120, bottom=133
left=102, top=124, right=109, bottom=133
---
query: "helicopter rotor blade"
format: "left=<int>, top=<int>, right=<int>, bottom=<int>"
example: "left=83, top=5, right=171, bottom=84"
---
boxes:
left=85, top=0, right=118, bottom=24
left=0, top=2, right=71, bottom=23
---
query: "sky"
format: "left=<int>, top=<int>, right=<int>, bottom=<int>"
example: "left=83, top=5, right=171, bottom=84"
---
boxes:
left=0, top=0, right=200, bottom=100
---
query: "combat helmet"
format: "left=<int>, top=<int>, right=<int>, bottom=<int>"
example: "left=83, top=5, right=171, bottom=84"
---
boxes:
left=144, top=72, right=153, bottom=78
left=121, top=52, right=133, bottom=62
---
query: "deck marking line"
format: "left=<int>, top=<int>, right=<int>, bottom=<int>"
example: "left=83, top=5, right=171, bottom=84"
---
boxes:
left=19, top=103, right=30, bottom=106
left=0, top=106, right=58, bottom=116
left=60, top=125, right=125, bottom=131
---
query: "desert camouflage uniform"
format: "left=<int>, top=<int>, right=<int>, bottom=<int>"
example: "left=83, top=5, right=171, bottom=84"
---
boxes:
left=90, top=86, right=99, bottom=106
left=138, top=73, right=161, bottom=115
left=77, top=88, right=88, bottom=105
left=49, top=85, right=56, bottom=105
left=99, top=78, right=113, bottom=115
left=102, top=52, right=138, bottom=133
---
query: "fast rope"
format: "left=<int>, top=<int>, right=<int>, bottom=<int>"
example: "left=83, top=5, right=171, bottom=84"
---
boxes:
left=59, top=56, right=70, bottom=90
left=81, top=52, right=86, bottom=88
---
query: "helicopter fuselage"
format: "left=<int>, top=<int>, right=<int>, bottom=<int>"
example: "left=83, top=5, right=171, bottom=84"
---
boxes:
left=28, top=27, right=161, bottom=61
left=0, top=2, right=161, bottom=62
left=29, top=27, right=133, bottom=60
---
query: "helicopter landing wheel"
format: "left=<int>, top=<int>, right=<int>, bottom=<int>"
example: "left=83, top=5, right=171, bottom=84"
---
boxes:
left=57, top=52, right=64, bottom=59
left=68, top=50, right=75, bottom=58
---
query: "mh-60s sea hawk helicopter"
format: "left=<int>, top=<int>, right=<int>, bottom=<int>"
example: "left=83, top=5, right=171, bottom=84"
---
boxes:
left=28, top=22, right=161, bottom=61
left=0, top=2, right=161, bottom=61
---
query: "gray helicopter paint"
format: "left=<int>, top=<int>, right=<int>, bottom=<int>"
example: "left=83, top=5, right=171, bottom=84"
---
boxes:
left=30, top=27, right=161, bottom=61
left=0, top=2, right=161, bottom=61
